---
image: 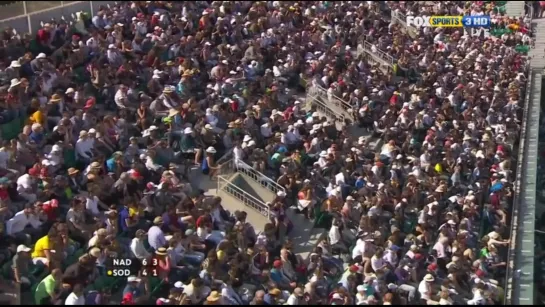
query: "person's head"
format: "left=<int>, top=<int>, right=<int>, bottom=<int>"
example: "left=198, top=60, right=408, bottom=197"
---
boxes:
left=16, top=244, right=31, bottom=256
left=23, top=203, right=35, bottom=215
left=136, top=229, right=146, bottom=239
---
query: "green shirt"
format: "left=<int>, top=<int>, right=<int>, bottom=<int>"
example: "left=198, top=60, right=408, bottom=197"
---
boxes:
left=34, top=274, right=57, bottom=304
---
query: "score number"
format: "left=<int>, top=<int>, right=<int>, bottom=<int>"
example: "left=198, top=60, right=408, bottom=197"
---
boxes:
left=141, top=258, right=158, bottom=277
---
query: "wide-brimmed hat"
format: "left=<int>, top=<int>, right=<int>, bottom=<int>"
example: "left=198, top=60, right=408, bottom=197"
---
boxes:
left=155, top=247, right=167, bottom=256
left=206, top=147, right=217, bottom=154
left=153, top=216, right=164, bottom=225
left=50, top=94, right=62, bottom=102
left=90, top=161, right=101, bottom=168
left=206, top=291, right=221, bottom=302
left=67, top=168, right=79, bottom=176
left=424, top=274, right=435, bottom=282
left=168, top=109, right=179, bottom=117
left=9, top=78, right=21, bottom=88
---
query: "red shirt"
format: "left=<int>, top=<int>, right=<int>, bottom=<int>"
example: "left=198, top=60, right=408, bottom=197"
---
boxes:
left=36, top=29, right=50, bottom=44
left=42, top=203, right=58, bottom=221
left=0, top=187, right=8, bottom=201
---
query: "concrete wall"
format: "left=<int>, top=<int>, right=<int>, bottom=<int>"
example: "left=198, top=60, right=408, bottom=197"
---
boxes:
left=0, top=1, right=116, bottom=34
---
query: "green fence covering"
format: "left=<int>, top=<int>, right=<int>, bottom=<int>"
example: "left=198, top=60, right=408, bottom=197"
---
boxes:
left=0, top=117, right=24, bottom=141
left=515, top=45, right=531, bottom=54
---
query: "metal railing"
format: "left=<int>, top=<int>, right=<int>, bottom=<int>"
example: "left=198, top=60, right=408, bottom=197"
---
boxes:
left=218, top=175, right=270, bottom=219
left=357, top=40, right=395, bottom=75
left=305, top=90, right=346, bottom=124
left=236, top=160, right=285, bottom=196
left=217, top=150, right=235, bottom=179
left=504, top=55, right=534, bottom=305
left=0, top=1, right=114, bottom=35
left=309, top=84, right=352, bottom=115
left=391, top=10, right=418, bottom=39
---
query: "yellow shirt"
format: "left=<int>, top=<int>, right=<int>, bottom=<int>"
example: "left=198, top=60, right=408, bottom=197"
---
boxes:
left=32, top=235, right=51, bottom=258
left=129, top=207, right=142, bottom=218
left=28, top=110, right=45, bottom=126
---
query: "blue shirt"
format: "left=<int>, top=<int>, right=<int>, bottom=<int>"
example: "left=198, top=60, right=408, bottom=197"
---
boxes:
left=29, top=132, right=44, bottom=144
left=270, top=268, right=283, bottom=284
left=106, top=158, right=116, bottom=173
left=119, top=207, right=130, bottom=232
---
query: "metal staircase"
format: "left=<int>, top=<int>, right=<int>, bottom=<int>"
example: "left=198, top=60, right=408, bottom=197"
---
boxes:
left=356, top=38, right=395, bottom=75
left=391, top=10, right=419, bottom=39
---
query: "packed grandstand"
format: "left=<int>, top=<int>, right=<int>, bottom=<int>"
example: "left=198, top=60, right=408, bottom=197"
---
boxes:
left=0, top=0, right=537, bottom=305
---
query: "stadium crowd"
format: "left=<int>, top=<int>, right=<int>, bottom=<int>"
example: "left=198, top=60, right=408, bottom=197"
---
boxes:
left=0, top=0, right=533, bottom=305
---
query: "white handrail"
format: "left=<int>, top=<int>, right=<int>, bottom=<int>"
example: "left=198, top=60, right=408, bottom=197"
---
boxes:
left=309, top=84, right=353, bottom=115
left=218, top=175, right=270, bottom=219
left=305, top=91, right=346, bottom=124
left=362, top=41, right=394, bottom=66
left=236, top=159, right=286, bottom=195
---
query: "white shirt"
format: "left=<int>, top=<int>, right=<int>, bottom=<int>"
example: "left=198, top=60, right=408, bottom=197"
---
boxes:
left=6, top=210, right=42, bottom=235
left=16, top=174, right=34, bottom=193
left=383, top=249, right=398, bottom=266
left=260, top=124, right=272, bottom=138
left=433, top=242, right=448, bottom=259
left=418, top=280, right=433, bottom=300
left=352, top=239, right=365, bottom=259
left=130, top=238, right=151, bottom=260
left=65, top=292, right=85, bottom=305
left=75, top=138, right=94, bottom=159
left=328, top=225, right=341, bottom=245
left=370, top=255, right=385, bottom=271
left=286, top=294, right=300, bottom=305
left=147, top=226, right=167, bottom=250
left=233, top=146, right=245, bottom=166
left=86, top=196, right=100, bottom=216
left=145, top=157, right=163, bottom=171
left=114, top=89, right=128, bottom=109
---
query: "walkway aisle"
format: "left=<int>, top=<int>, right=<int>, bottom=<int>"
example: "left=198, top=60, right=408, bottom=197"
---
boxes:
left=504, top=1, right=526, bottom=17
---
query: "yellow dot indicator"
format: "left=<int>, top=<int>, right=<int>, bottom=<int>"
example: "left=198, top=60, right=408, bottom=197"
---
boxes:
left=107, top=270, right=113, bottom=276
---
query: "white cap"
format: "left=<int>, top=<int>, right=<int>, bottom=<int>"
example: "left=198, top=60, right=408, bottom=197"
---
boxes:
left=174, top=281, right=184, bottom=289
left=184, top=127, right=193, bottom=134
left=17, top=245, right=31, bottom=253
left=127, top=276, right=141, bottom=283
left=108, top=44, right=116, bottom=49
left=36, top=53, right=46, bottom=59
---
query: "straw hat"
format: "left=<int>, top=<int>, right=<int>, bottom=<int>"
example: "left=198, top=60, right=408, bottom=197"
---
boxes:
left=67, top=168, right=79, bottom=176
left=90, top=161, right=101, bottom=168
left=155, top=247, right=167, bottom=256
left=163, top=86, right=174, bottom=93
left=9, top=78, right=21, bottom=88
left=206, top=291, right=221, bottom=302
left=50, top=94, right=62, bottom=102
left=168, top=109, right=179, bottom=117
left=166, top=60, right=175, bottom=66
left=269, top=288, right=281, bottom=296
left=79, top=130, right=88, bottom=138
left=424, top=274, right=435, bottom=282
left=153, top=216, right=164, bottom=225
